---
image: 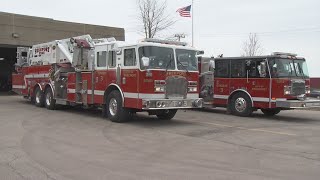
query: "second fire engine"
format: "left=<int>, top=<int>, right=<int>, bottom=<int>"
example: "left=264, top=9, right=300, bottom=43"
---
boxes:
left=198, top=53, right=320, bottom=116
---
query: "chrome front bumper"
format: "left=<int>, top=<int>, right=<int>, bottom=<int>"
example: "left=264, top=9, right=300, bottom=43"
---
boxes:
left=142, top=98, right=203, bottom=110
left=276, top=98, right=320, bottom=109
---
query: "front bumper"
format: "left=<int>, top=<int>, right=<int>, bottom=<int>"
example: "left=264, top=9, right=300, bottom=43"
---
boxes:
left=276, top=98, right=320, bottom=109
left=142, top=98, right=203, bottom=110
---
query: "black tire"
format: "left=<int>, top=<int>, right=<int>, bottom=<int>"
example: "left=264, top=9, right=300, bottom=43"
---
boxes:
left=34, top=86, right=45, bottom=107
left=156, top=109, right=178, bottom=120
left=105, top=90, right=131, bottom=123
left=261, top=108, right=281, bottom=116
left=230, top=92, right=253, bottom=117
left=44, top=88, right=56, bottom=110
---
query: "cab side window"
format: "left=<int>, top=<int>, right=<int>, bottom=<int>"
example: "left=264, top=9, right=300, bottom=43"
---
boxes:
left=108, top=51, right=116, bottom=68
left=124, top=48, right=136, bottom=66
left=215, top=60, right=229, bottom=78
left=97, top=51, right=107, bottom=67
left=247, top=59, right=269, bottom=78
left=231, top=60, right=245, bottom=78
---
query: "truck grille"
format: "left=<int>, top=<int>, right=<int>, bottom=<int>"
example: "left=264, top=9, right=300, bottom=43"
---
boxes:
left=165, top=76, right=188, bottom=99
left=291, top=80, right=305, bottom=95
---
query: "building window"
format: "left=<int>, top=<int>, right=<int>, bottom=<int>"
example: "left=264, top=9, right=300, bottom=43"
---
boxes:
left=124, top=48, right=136, bottom=66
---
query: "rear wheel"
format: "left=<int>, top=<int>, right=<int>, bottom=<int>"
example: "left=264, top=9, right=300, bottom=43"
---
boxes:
left=34, top=87, right=44, bottom=107
left=156, top=109, right=178, bottom=120
left=261, top=108, right=281, bottom=116
left=45, top=88, right=56, bottom=110
left=106, top=90, right=132, bottom=123
left=230, top=92, right=253, bottom=117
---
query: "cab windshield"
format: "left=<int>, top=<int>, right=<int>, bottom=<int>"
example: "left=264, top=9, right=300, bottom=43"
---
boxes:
left=269, top=58, right=309, bottom=78
left=139, top=46, right=175, bottom=70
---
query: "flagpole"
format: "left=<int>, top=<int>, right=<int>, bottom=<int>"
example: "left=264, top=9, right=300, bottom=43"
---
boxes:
left=192, top=0, right=194, bottom=47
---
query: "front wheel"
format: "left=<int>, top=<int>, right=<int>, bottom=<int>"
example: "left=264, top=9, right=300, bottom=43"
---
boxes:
left=105, top=91, right=132, bottom=123
left=156, top=109, right=178, bottom=120
left=261, top=108, right=281, bottom=116
left=45, top=88, right=56, bottom=110
left=230, top=92, right=253, bottom=117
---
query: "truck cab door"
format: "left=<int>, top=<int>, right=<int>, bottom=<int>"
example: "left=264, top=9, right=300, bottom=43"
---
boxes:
left=120, top=47, right=139, bottom=108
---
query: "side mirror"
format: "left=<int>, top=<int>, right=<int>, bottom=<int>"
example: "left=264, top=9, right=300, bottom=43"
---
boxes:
left=259, top=61, right=267, bottom=77
left=141, top=57, right=150, bottom=67
left=245, top=60, right=252, bottom=71
left=209, top=60, right=215, bottom=71
left=116, top=49, right=122, bottom=55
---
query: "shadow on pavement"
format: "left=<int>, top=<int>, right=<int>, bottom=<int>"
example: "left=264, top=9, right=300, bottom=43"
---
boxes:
left=251, top=112, right=319, bottom=123
left=195, top=107, right=319, bottom=124
left=0, top=91, right=17, bottom=96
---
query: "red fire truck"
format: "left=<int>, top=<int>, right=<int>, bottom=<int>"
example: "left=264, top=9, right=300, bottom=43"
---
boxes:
left=198, top=53, right=320, bottom=116
left=12, top=35, right=203, bottom=122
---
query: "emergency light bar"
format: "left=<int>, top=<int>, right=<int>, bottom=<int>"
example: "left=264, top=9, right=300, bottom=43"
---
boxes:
left=142, top=38, right=188, bottom=46
left=92, top=37, right=116, bottom=44
left=272, top=52, right=297, bottom=57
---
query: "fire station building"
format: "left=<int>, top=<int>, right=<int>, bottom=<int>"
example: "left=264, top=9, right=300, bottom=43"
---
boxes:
left=0, top=11, right=125, bottom=92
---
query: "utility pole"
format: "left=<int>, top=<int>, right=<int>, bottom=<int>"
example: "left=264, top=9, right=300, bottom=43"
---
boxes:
left=174, top=34, right=186, bottom=41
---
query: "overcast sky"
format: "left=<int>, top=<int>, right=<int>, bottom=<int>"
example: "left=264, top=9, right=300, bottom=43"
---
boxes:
left=1, top=0, right=320, bottom=76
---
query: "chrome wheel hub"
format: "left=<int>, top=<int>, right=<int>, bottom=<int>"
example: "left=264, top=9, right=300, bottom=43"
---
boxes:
left=46, top=93, right=51, bottom=106
left=109, top=98, right=118, bottom=116
left=235, top=97, right=247, bottom=112
left=36, top=90, right=41, bottom=104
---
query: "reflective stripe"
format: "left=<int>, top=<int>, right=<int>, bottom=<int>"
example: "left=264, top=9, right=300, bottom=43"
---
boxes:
left=66, top=90, right=198, bottom=99
left=252, top=97, right=270, bottom=102
left=25, top=74, right=49, bottom=78
left=67, top=89, right=76, bottom=93
left=94, top=90, right=105, bottom=96
left=276, top=98, right=287, bottom=101
left=124, top=92, right=139, bottom=98
left=67, top=89, right=104, bottom=96
left=214, top=95, right=229, bottom=99
left=12, top=85, right=26, bottom=89
left=213, top=94, right=287, bottom=103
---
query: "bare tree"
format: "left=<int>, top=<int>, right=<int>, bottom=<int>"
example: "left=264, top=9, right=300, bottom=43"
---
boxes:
left=242, top=33, right=263, bottom=56
left=138, top=0, right=175, bottom=38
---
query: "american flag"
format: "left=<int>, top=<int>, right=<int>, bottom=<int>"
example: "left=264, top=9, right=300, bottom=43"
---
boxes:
left=176, top=5, right=192, bottom=17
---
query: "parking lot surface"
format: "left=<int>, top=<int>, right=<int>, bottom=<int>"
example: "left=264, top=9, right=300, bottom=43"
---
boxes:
left=1, top=95, right=320, bottom=180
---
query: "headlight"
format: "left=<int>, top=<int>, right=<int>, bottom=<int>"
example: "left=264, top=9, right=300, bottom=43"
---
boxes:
left=188, top=87, right=197, bottom=92
left=155, top=86, right=165, bottom=92
left=306, top=86, right=311, bottom=94
left=156, top=101, right=166, bottom=108
left=188, top=81, right=198, bottom=86
left=284, top=86, right=291, bottom=95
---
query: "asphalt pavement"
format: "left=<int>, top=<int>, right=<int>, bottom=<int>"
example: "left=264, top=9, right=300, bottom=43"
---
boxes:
left=1, top=94, right=320, bottom=180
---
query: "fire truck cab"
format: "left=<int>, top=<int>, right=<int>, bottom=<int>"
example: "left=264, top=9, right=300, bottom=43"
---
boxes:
left=199, top=52, right=320, bottom=116
left=12, top=35, right=203, bottom=122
